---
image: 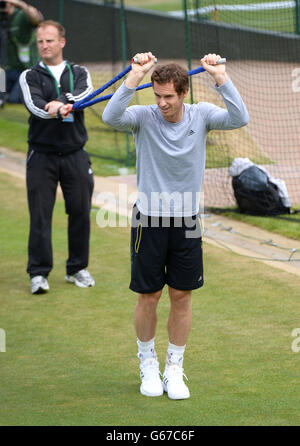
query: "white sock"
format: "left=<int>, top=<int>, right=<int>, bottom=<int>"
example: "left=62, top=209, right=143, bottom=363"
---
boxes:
left=137, top=337, right=156, bottom=362
left=166, top=342, right=186, bottom=367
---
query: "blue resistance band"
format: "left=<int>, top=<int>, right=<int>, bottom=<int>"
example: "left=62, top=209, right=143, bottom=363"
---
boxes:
left=72, top=64, right=206, bottom=111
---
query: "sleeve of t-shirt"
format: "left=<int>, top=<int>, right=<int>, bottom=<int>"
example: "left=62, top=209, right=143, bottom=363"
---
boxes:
left=13, top=10, right=36, bottom=44
left=102, top=82, right=147, bottom=131
left=19, top=68, right=51, bottom=120
left=197, top=77, right=249, bottom=131
left=61, top=65, right=94, bottom=105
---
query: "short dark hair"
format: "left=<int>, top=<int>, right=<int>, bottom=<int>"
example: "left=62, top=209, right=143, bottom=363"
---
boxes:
left=151, top=63, right=189, bottom=95
left=37, top=20, right=66, bottom=38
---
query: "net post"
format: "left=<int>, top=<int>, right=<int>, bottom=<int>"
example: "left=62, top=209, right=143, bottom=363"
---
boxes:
left=59, top=0, right=64, bottom=24
left=183, top=0, right=194, bottom=104
left=194, top=0, right=200, bottom=22
left=296, top=0, right=300, bottom=35
left=120, top=0, right=131, bottom=168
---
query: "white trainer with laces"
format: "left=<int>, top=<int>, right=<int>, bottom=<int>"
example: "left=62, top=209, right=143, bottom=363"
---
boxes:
left=65, top=269, right=95, bottom=288
left=139, top=357, right=164, bottom=397
left=30, top=276, right=50, bottom=294
left=163, top=364, right=190, bottom=400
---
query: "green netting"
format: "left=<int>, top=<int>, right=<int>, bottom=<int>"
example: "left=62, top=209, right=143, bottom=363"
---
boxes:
left=184, top=0, right=300, bottom=208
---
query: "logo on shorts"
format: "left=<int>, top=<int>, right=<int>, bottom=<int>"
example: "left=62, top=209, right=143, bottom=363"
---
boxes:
left=198, top=276, right=202, bottom=282
left=188, top=130, right=195, bottom=136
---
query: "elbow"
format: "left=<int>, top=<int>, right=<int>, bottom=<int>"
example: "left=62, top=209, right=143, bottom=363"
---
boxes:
left=241, top=111, right=250, bottom=127
left=241, top=106, right=250, bottom=127
left=234, top=110, right=249, bottom=128
left=239, top=118, right=249, bottom=128
left=102, top=109, right=119, bottom=128
left=101, top=110, right=111, bottom=126
left=102, top=107, right=128, bottom=130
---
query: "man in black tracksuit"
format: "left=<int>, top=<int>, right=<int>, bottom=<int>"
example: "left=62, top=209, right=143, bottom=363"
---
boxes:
left=19, top=20, right=95, bottom=294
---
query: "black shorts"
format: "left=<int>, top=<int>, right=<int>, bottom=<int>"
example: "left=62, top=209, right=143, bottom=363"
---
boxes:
left=130, top=206, right=204, bottom=294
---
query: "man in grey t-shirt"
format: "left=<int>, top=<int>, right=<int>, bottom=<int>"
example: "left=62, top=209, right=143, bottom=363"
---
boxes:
left=102, top=52, right=249, bottom=400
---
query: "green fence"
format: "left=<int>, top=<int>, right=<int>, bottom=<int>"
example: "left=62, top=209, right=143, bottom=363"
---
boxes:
left=2, top=0, right=300, bottom=207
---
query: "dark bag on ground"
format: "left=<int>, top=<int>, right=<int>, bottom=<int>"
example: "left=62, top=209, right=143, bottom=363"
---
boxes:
left=232, top=165, right=290, bottom=216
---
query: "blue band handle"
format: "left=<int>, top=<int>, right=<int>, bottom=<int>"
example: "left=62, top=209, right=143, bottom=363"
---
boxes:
left=73, top=65, right=213, bottom=111
left=73, top=65, right=132, bottom=110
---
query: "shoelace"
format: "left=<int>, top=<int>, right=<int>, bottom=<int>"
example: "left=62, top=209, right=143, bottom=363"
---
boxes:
left=140, top=359, right=162, bottom=380
left=32, top=276, right=46, bottom=284
left=77, top=269, right=89, bottom=278
left=75, top=270, right=93, bottom=283
left=165, top=364, right=188, bottom=382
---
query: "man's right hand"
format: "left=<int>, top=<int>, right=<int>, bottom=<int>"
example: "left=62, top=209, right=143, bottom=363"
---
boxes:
left=45, top=100, right=65, bottom=118
left=125, top=52, right=156, bottom=89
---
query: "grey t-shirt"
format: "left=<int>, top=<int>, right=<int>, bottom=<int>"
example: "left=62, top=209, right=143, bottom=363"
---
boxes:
left=102, top=78, right=249, bottom=217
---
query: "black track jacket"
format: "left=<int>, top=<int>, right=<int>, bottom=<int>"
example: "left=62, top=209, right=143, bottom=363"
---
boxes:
left=19, top=61, right=93, bottom=154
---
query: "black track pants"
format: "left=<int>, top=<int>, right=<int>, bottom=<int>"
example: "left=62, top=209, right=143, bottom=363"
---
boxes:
left=26, top=149, right=94, bottom=278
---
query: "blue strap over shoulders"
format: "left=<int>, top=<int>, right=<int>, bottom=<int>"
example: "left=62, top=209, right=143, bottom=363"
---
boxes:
left=72, top=64, right=206, bottom=111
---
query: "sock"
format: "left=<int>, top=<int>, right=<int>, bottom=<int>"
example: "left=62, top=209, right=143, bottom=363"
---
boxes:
left=137, top=337, right=156, bottom=362
left=166, top=342, right=186, bottom=367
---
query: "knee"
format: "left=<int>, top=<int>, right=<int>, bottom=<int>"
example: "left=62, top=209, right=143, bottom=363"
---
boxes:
left=169, top=287, right=191, bottom=308
left=138, top=290, right=162, bottom=310
left=65, top=199, right=90, bottom=217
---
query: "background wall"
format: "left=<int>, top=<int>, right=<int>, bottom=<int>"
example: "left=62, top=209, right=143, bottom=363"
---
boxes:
left=29, top=0, right=300, bottom=63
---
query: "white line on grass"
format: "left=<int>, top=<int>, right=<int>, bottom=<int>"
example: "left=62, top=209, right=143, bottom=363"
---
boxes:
left=170, top=1, right=295, bottom=17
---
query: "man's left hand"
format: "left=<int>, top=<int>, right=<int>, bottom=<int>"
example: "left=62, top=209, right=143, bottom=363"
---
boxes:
left=201, top=53, right=228, bottom=86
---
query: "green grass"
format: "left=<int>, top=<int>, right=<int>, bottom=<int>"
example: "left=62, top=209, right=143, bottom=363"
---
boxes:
left=98, top=0, right=183, bottom=12
left=126, top=0, right=182, bottom=12
left=203, top=7, right=295, bottom=34
left=211, top=207, right=300, bottom=241
left=1, top=171, right=300, bottom=425
left=109, top=0, right=291, bottom=13
left=122, top=0, right=296, bottom=34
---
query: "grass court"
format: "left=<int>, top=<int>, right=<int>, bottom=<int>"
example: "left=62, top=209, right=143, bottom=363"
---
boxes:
left=1, top=172, right=300, bottom=425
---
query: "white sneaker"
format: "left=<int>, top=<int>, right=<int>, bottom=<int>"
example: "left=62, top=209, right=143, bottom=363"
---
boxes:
left=65, top=269, right=95, bottom=288
left=30, top=276, right=50, bottom=294
left=139, top=357, right=164, bottom=397
left=163, top=364, right=190, bottom=400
